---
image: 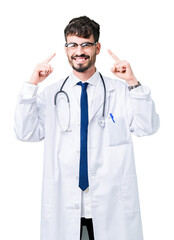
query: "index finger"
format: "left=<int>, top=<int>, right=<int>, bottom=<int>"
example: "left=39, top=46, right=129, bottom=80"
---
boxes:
left=107, top=49, right=120, bottom=62
left=43, top=53, right=56, bottom=63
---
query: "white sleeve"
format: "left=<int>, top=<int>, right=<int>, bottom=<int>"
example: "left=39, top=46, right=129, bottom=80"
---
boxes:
left=126, top=84, right=160, bottom=137
left=14, top=82, right=46, bottom=142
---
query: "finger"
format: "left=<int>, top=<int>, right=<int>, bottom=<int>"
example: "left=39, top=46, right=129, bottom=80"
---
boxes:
left=42, top=66, right=54, bottom=75
left=116, top=67, right=126, bottom=73
left=107, top=49, right=120, bottom=63
left=40, top=70, right=49, bottom=76
left=111, top=66, right=116, bottom=73
left=36, top=66, right=50, bottom=75
left=112, top=64, right=126, bottom=73
left=111, top=66, right=121, bottom=73
left=111, top=67, right=125, bottom=78
left=36, top=64, right=51, bottom=73
left=116, top=60, right=129, bottom=68
left=114, top=60, right=127, bottom=68
left=118, top=66, right=126, bottom=73
left=115, top=65, right=126, bottom=73
left=43, top=53, right=56, bottom=64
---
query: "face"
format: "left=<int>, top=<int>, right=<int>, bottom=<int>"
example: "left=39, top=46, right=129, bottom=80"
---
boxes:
left=65, top=35, right=101, bottom=73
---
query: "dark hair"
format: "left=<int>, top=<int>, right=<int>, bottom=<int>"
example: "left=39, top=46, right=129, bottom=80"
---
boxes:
left=64, top=16, right=100, bottom=43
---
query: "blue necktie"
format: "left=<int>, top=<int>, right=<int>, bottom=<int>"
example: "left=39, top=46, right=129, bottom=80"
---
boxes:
left=77, top=82, right=89, bottom=191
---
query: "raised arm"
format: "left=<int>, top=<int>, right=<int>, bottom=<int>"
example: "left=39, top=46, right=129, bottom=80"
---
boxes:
left=108, top=49, right=160, bottom=136
left=14, top=53, right=56, bottom=141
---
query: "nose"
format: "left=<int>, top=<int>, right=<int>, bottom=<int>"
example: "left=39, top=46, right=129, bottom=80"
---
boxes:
left=75, top=45, right=85, bottom=55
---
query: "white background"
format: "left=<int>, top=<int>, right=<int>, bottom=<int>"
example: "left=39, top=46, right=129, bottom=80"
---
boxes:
left=0, top=0, right=174, bottom=239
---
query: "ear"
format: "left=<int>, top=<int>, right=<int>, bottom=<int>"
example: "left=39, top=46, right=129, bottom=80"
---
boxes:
left=96, top=42, right=101, bottom=55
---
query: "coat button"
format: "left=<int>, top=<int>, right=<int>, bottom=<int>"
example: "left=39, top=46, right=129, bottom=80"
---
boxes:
left=75, top=204, right=79, bottom=209
left=91, top=173, right=96, bottom=176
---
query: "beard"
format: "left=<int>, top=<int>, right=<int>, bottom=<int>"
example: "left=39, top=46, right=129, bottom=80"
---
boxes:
left=72, top=63, right=91, bottom=73
left=67, top=53, right=96, bottom=73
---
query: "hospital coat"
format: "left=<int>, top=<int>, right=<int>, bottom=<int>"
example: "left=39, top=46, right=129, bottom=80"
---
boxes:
left=14, top=71, right=160, bottom=240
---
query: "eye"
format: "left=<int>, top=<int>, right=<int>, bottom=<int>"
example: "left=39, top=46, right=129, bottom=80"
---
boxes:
left=66, top=43, right=78, bottom=48
left=81, top=42, right=93, bottom=47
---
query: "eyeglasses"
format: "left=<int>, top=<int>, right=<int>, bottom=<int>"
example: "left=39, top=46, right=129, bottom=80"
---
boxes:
left=65, top=42, right=98, bottom=49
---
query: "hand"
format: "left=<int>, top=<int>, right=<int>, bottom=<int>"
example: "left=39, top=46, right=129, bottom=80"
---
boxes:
left=29, top=53, right=56, bottom=85
left=108, top=49, right=138, bottom=86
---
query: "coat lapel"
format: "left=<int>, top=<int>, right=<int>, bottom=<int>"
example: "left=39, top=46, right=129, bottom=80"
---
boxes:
left=68, top=84, right=80, bottom=111
left=89, top=76, right=115, bottom=123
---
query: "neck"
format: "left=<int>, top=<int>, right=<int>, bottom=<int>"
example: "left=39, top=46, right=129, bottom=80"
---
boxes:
left=73, top=66, right=96, bottom=81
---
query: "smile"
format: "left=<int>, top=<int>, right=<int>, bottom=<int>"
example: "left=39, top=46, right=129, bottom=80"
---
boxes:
left=72, top=56, right=89, bottom=63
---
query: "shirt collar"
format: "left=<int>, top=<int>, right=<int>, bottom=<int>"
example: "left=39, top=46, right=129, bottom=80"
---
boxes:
left=70, top=70, right=100, bottom=87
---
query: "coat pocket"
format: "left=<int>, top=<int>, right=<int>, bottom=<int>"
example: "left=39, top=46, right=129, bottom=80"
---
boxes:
left=121, top=175, right=140, bottom=214
left=41, top=180, right=53, bottom=220
left=105, top=116, right=130, bottom=146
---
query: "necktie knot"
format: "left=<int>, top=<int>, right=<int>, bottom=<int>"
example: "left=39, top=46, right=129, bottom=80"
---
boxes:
left=77, top=81, right=89, bottom=91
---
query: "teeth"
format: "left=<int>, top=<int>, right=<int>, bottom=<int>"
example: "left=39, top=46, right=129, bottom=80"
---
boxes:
left=74, top=58, right=87, bottom=62
left=77, top=59, right=85, bottom=61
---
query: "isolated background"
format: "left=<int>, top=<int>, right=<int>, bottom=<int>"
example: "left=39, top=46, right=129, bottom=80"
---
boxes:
left=0, top=0, right=173, bottom=239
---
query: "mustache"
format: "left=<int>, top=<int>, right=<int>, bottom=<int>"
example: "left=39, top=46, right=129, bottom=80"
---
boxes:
left=71, top=54, right=90, bottom=60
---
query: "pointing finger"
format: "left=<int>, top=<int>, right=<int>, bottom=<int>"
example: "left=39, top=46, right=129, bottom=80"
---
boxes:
left=43, top=53, right=56, bottom=64
left=107, top=49, right=120, bottom=63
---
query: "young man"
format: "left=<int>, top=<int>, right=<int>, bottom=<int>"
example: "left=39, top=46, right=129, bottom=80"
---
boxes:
left=14, top=16, right=159, bottom=240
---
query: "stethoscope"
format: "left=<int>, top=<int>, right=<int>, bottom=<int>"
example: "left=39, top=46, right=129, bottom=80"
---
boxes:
left=54, top=73, right=106, bottom=132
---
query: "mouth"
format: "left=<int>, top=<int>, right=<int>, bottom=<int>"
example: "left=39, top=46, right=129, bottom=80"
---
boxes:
left=72, top=55, right=89, bottom=64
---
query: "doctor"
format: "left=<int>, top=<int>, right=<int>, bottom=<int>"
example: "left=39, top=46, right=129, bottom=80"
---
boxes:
left=14, top=16, right=159, bottom=240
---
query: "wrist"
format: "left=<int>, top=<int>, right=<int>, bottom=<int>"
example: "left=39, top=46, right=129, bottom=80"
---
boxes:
left=127, top=77, right=138, bottom=86
left=29, top=80, right=38, bottom=85
left=128, top=81, right=141, bottom=91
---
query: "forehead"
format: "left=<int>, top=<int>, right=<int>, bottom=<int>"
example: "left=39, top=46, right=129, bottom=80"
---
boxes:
left=66, top=35, right=95, bottom=43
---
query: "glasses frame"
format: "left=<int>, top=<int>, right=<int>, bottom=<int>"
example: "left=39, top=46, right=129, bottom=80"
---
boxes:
left=65, top=41, right=98, bottom=49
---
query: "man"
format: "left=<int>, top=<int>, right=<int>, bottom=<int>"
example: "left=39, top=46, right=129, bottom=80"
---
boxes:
left=14, top=16, right=159, bottom=240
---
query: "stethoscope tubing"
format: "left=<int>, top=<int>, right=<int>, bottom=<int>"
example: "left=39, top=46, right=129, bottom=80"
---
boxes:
left=54, top=76, right=70, bottom=105
left=99, top=73, right=106, bottom=118
left=54, top=73, right=106, bottom=129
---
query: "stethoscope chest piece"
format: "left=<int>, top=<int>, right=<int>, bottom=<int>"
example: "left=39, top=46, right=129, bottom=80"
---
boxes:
left=98, top=116, right=105, bottom=128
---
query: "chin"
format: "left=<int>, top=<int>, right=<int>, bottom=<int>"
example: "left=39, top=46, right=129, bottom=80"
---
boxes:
left=72, top=65, right=89, bottom=73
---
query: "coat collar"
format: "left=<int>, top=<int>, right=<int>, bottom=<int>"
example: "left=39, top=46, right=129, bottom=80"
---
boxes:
left=69, top=70, right=100, bottom=86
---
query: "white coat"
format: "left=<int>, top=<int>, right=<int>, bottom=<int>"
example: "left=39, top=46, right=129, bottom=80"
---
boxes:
left=14, top=71, right=160, bottom=240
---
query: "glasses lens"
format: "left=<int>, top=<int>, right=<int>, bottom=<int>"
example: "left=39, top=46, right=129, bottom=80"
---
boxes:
left=65, top=42, right=97, bottom=49
left=66, top=43, right=78, bottom=48
left=81, top=42, right=94, bottom=48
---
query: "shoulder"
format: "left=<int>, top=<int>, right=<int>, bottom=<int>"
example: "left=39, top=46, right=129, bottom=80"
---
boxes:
left=42, top=78, right=65, bottom=95
left=102, top=74, right=128, bottom=91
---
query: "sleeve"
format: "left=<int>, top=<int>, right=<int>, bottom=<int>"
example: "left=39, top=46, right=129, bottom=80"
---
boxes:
left=14, top=82, right=46, bottom=142
left=126, top=84, right=160, bottom=137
